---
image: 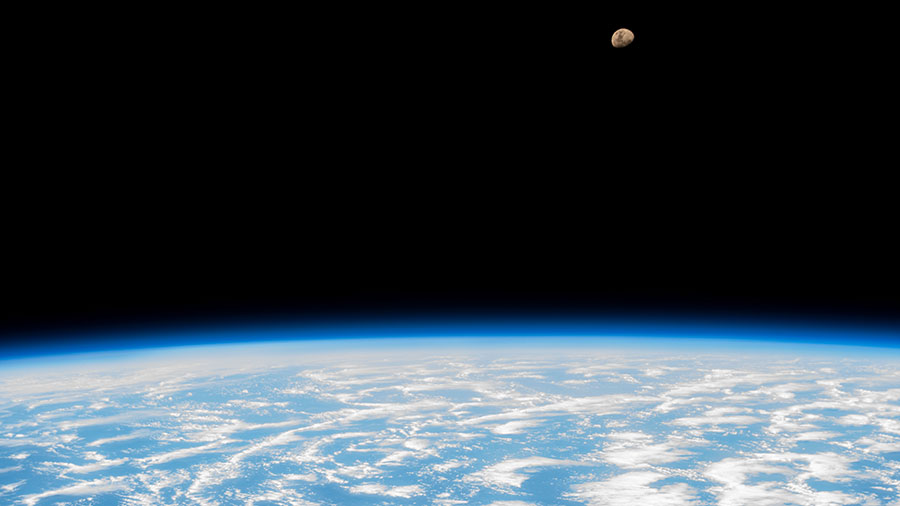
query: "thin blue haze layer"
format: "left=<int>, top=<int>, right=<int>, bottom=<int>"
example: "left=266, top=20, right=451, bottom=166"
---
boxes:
left=2, top=315, right=899, bottom=359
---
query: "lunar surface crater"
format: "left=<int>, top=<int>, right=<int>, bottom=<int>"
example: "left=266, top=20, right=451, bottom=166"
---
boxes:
left=612, top=28, right=635, bottom=48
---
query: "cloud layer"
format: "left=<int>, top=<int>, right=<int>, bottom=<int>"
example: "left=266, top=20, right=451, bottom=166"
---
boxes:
left=1, top=344, right=899, bottom=504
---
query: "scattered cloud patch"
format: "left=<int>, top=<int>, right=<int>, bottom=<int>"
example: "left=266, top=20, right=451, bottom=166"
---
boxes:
left=469, top=457, right=589, bottom=489
left=567, top=471, right=699, bottom=506
left=21, top=477, right=128, bottom=506
left=348, top=483, right=423, bottom=498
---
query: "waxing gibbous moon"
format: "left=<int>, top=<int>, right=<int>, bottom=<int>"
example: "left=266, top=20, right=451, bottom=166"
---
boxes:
left=611, top=28, right=634, bottom=48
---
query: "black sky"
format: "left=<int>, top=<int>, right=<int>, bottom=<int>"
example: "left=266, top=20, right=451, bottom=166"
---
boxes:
left=2, top=5, right=896, bottom=354
left=2, top=205, right=898, bottom=355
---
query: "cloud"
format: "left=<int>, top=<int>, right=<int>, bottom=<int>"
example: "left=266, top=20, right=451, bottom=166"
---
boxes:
left=765, top=413, right=821, bottom=434
left=139, top=439, right=236, bottom=466
left=432, top=459, right=468, bottom=472
left=348, top=483, right=423, bottom=498
left=377, top=450, right=417, bottom=465
left=492, top=419, right=545, bottom=435
left=403, top=438, right=431, bottom=450
left=40, top=456, right=128, bottom=474
left=662, top=371, right=810, bottom=398
left=600, top=432, right=702, bottom=468
left=469, top=457, right=589, bottom=489
left=671, top=415, right=763, bottom=427
left=282, top=473, right=317, bottom=482
left=1, top=480, right=24, bottom=493
left=3, top=348, right=900, bottom=505
left=704, top=453, right=863, bottom=506
left=789, top=431, right=840, bottom=442
left=730, top=383, right=822, bottom=401
left=57, top=411, right=164, bottom=431
left=859, top=440, right=900, bottom=454
left=21, top=477, right=128, bottom=506
left=460, top=394, right=659, bottom=427
left=86, top=430, right=150, bottom=447
left=567, top=471, right=699, bottom=506
left=335, top=462, right=383, bottom=479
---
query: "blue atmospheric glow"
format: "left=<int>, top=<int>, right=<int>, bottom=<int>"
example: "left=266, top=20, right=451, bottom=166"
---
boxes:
left=2, top=315, right=899, bottom=360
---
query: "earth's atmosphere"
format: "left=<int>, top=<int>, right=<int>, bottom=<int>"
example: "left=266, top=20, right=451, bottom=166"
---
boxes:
left=1, top=337, right=900, bottom=505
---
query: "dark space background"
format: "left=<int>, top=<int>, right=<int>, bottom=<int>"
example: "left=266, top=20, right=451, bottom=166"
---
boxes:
left=3, top=5, right=896, bottom=355
left=3, top=208, right=898, bottom=356
left=602, top=4, right=894, bottom=157
left=31, top=4, right=894, bottom=166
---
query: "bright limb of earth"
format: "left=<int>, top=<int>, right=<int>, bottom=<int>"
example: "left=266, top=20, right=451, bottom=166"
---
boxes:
left=1, top=336, right=900, bottom=505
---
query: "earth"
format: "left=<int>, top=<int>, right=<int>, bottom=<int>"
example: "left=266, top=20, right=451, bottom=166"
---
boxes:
left=1, top=337, right=899, bottom=505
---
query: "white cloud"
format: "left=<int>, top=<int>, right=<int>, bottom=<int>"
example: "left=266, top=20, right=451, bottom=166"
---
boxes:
left=348, top=483, right=423, bottom=498
left=671, top=415, right=763, bottom=427
left=662, top=371, right=809, bottom=398
left=600, top=432, right=702, bottom=468
left=57, top=411, right=163, bottom=430
left=790, top=431, right=840, bottom=442
left=653, top=396, right=716, bottom=414
left=334, top=462, right=382, bottom=478
left=1, top=480, right=24, bottom=493
left=860, top=440, right=900, bottom=454
left=492, top=419, right=544, bottom=435
left=21, top=477, right=128, bottom=506
left=377, top=450, right=417, bottom=466
left=3, top=347, right=900, bottom=505
left=460, top=394, right=658, bottom=427
left=875, top=418, right=900, bottom=435
left=567, top=471, right=699, bottom=506
left=232, top=479, right=319, bottom=506
left=139, top=439, right=235, bottom=466
left=765, top=413, right=821, bottom=434
left=704, top=452, right=864, bottom=506
left=86, top=430, right=149, bottom=447
left=735, top=383, right=822, bottom=401
left=403, top=438, right=431, bottom=450
left=469, top=457, right=589, bottom=489
left=282, top=473, right=317, bottom=482
left=41, top=456, right=128, bottom=474
left=433, top=459, right=468, bottom=472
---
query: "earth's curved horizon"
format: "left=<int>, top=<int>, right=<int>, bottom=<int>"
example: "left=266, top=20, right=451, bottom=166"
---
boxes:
left=2, top=335, right=899, bottom=505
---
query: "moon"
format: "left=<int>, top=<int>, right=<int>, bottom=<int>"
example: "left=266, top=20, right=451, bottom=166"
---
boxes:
left=611, top=28, right=635, bottom=48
